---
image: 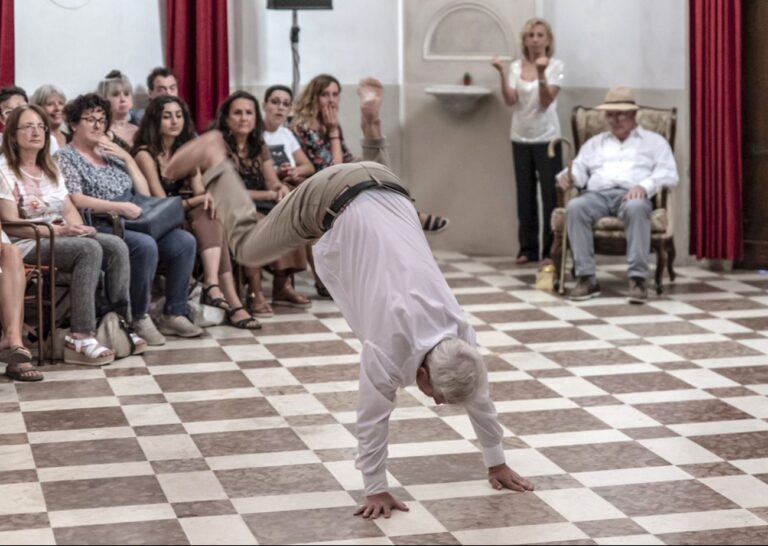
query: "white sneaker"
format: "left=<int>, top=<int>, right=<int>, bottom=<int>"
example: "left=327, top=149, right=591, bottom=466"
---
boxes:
left=132, top=315, right=166, bottom=346
left=158, top=314, right=203, bottom=338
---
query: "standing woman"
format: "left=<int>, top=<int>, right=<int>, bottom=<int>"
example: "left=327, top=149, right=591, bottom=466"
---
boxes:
left=491, top=17, right=564, bottom=265
left=133, top=96, right=261, bottom=329
left=213, top=91, right=311, bottom=317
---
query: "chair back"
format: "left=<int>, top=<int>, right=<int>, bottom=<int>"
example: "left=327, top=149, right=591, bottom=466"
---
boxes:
left=571, top=105, right=677, bottom=152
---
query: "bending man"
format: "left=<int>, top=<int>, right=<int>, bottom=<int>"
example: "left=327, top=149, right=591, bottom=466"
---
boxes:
left=166, top=79, right=534, bottom=519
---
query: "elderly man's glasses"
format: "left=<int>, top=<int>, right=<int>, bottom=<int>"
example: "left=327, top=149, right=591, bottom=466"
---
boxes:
left=17, top=123, right=49, bottom=133
left=82, top=116, right=107, bottom=127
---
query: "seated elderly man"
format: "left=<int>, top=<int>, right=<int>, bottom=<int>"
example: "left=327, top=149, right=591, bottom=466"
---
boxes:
left=166, top=78, right=534, bottom=520
left=557, top=87, right=678, bottom=303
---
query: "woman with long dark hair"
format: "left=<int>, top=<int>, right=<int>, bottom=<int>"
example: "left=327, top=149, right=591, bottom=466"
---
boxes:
left=212, top=91, right=311, bottom=317
left=133, top=96, right=260, bottom=329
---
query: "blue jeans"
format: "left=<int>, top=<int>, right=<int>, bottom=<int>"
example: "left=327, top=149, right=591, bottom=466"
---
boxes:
left=98, top=227, right=197, bottom=317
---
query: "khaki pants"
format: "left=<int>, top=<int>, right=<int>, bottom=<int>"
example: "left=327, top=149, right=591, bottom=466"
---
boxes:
left=203, top=159, right=407, bottom=269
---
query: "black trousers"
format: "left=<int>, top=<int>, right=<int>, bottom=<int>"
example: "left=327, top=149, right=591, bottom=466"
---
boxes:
left=512, top=141, right=562, bottom=260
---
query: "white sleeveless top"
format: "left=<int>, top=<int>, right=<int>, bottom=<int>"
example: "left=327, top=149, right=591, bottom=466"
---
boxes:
left=508, top=57, right=565, bottom=143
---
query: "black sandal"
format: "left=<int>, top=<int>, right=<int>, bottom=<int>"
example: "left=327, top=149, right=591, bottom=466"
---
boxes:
left=201, top=284, right=230, bottom=310
left=315, top=282, right=333, bottom=300
left=421, top=214, right=450, bottom=233
left=227, top=306, right=262, bottom=330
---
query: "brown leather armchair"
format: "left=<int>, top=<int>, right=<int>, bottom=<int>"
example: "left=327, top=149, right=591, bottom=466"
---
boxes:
left=550, top=105, right=678, bottom=295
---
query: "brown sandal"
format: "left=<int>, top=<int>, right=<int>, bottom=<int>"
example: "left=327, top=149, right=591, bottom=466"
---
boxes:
left=247, top=292, right=274, bottom=318
left=5, top=362, right=43, bottom=382
left=273, top=289, right=312, bottom=309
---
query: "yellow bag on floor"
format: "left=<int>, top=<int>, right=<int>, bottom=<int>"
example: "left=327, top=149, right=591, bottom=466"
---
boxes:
left=535, top=264, right=556, bottom=292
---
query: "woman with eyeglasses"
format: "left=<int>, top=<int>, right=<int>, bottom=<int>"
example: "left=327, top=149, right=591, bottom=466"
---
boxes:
left=56, top=93, right=201, bottom=345
left=262, top=85, right=315, bottom=187
left=212, top=91, right=311, bottom=317
left=31, top=84, right=68, bottom=151
left=0, top=104, right=144, bottom=367
left=133, top=96, right=260, bottom=330
left=97, top=70, right=139, bottom=151
left=0, top=219, right=39, bottom=380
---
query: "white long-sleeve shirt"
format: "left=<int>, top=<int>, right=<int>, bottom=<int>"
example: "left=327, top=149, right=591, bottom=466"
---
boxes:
left=313, top=189, right=506, bottom=497
left=564, top=126, right=678, bottom=198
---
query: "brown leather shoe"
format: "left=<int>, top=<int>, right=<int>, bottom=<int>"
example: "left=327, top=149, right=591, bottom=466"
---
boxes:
left=628, top=278, right=648, bottom=304
left=569, top=277, right=601, bottom=301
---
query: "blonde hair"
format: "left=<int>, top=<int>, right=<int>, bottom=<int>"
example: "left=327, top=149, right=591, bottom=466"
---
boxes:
left=97, top=70, right=133, bottom=100
left=520, top=17, right=555, bottom=59
left=291, top=74, right=341, bottom=130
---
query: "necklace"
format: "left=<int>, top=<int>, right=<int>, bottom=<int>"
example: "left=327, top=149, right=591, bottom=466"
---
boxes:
left=19, top=167, right=44, bottom=181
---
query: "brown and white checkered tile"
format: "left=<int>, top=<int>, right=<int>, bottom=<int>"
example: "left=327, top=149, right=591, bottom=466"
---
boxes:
left=0, top=253, right=767, bottom=544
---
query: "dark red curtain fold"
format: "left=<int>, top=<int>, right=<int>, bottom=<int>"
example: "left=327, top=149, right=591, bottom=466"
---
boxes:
left=166, top=0, right=230, bottom=131
left=690, top=0, right=743, bottom=260
left=0, top=0, right=14, bottom=87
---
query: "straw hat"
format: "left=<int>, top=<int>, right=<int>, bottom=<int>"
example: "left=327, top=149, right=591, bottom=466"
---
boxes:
left=594, top=87, right=639, bottom=111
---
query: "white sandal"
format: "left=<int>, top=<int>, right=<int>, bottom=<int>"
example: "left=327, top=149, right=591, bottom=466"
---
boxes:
left=63, top=335, right=116, bottom=366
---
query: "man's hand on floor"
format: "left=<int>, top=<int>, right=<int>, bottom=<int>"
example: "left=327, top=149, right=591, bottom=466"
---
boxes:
left=488, top=463, right=535, bottom=492
left=354, top=492, right=409, bottom=519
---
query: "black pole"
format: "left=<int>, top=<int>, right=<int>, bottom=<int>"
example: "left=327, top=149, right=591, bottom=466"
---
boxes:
left=291, top=9, right=300, bottom=99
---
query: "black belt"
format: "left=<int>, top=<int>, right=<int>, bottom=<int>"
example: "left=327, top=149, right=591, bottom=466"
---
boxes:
left=322, top=179, right=410, bottom=231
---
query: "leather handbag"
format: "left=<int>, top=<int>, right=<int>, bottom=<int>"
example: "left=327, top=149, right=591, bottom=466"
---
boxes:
left=115, top=191, right=185, bottom=240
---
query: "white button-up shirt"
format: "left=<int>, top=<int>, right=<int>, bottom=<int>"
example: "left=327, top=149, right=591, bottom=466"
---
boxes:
left=565, top=126, right=678, bottom=198
left=313, top=189, right=506, bottom=497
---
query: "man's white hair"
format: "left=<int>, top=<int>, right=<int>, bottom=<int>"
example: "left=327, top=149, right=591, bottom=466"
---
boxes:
left=427, top=338, right=486, bottom=404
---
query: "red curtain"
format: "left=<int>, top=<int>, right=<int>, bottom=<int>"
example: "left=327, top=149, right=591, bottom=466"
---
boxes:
left=166, top=0, right=230, bottom=131
left=689, top=0, right=743, bottom=260
left=0, top=0, right=14, bottom=87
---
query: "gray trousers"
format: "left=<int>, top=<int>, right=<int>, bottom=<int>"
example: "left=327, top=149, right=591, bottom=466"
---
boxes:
left=566, top=188, right=653, bottom=279
left=202, top=139, right=404, bottom=269
left=24, top=233, right=131, bottom=333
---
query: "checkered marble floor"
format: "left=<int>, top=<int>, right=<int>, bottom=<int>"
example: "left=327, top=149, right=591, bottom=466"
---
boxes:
left=2, top=252, right=768, bottom=545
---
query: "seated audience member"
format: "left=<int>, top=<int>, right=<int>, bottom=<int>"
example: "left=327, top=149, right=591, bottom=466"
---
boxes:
left=56, top=93, right=201, bottom=342
left=292, top=74, right=449, bottom=297
left=31, top=84, right=68, bottom=151
left=262, top=85, right=315, bottom=187
left=97, top=70, right=138, bottom=151
left=0, top=105, right=144, bottom=365
left=0, top=87, right=28, bottom=135
left=0, top=221, right=42, bottom=381
left=557, top=87, right=679, bottom=303
left=133, top=96, right=260, bottom=329
left=134, top=67, right=179, bottom=124
left=1, top=86, right=59, bottom=153
left=213, top=91, right=311, bottom=317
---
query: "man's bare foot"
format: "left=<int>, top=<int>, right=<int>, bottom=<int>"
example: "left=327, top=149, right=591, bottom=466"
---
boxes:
left=358, top=77, right=384, bottom=126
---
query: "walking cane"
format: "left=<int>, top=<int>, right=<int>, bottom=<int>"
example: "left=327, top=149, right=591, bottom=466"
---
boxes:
left=547, top=138, right=573, bottom=296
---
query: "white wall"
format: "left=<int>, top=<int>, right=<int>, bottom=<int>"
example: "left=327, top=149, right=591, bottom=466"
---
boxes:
left=14, top=0, right=164, bottom=101
left=543, top=0, right=686, bottom=90
left=228, top=0, right=400, bottom=89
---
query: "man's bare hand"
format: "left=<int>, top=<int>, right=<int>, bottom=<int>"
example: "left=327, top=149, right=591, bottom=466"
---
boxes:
left=623, top=186, right=647, bottom=201
left=488, top=464, right=535, bottom=492
left=353, top=492, right=409, bottom=519
left=557, top=171, right=573, bottom=191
